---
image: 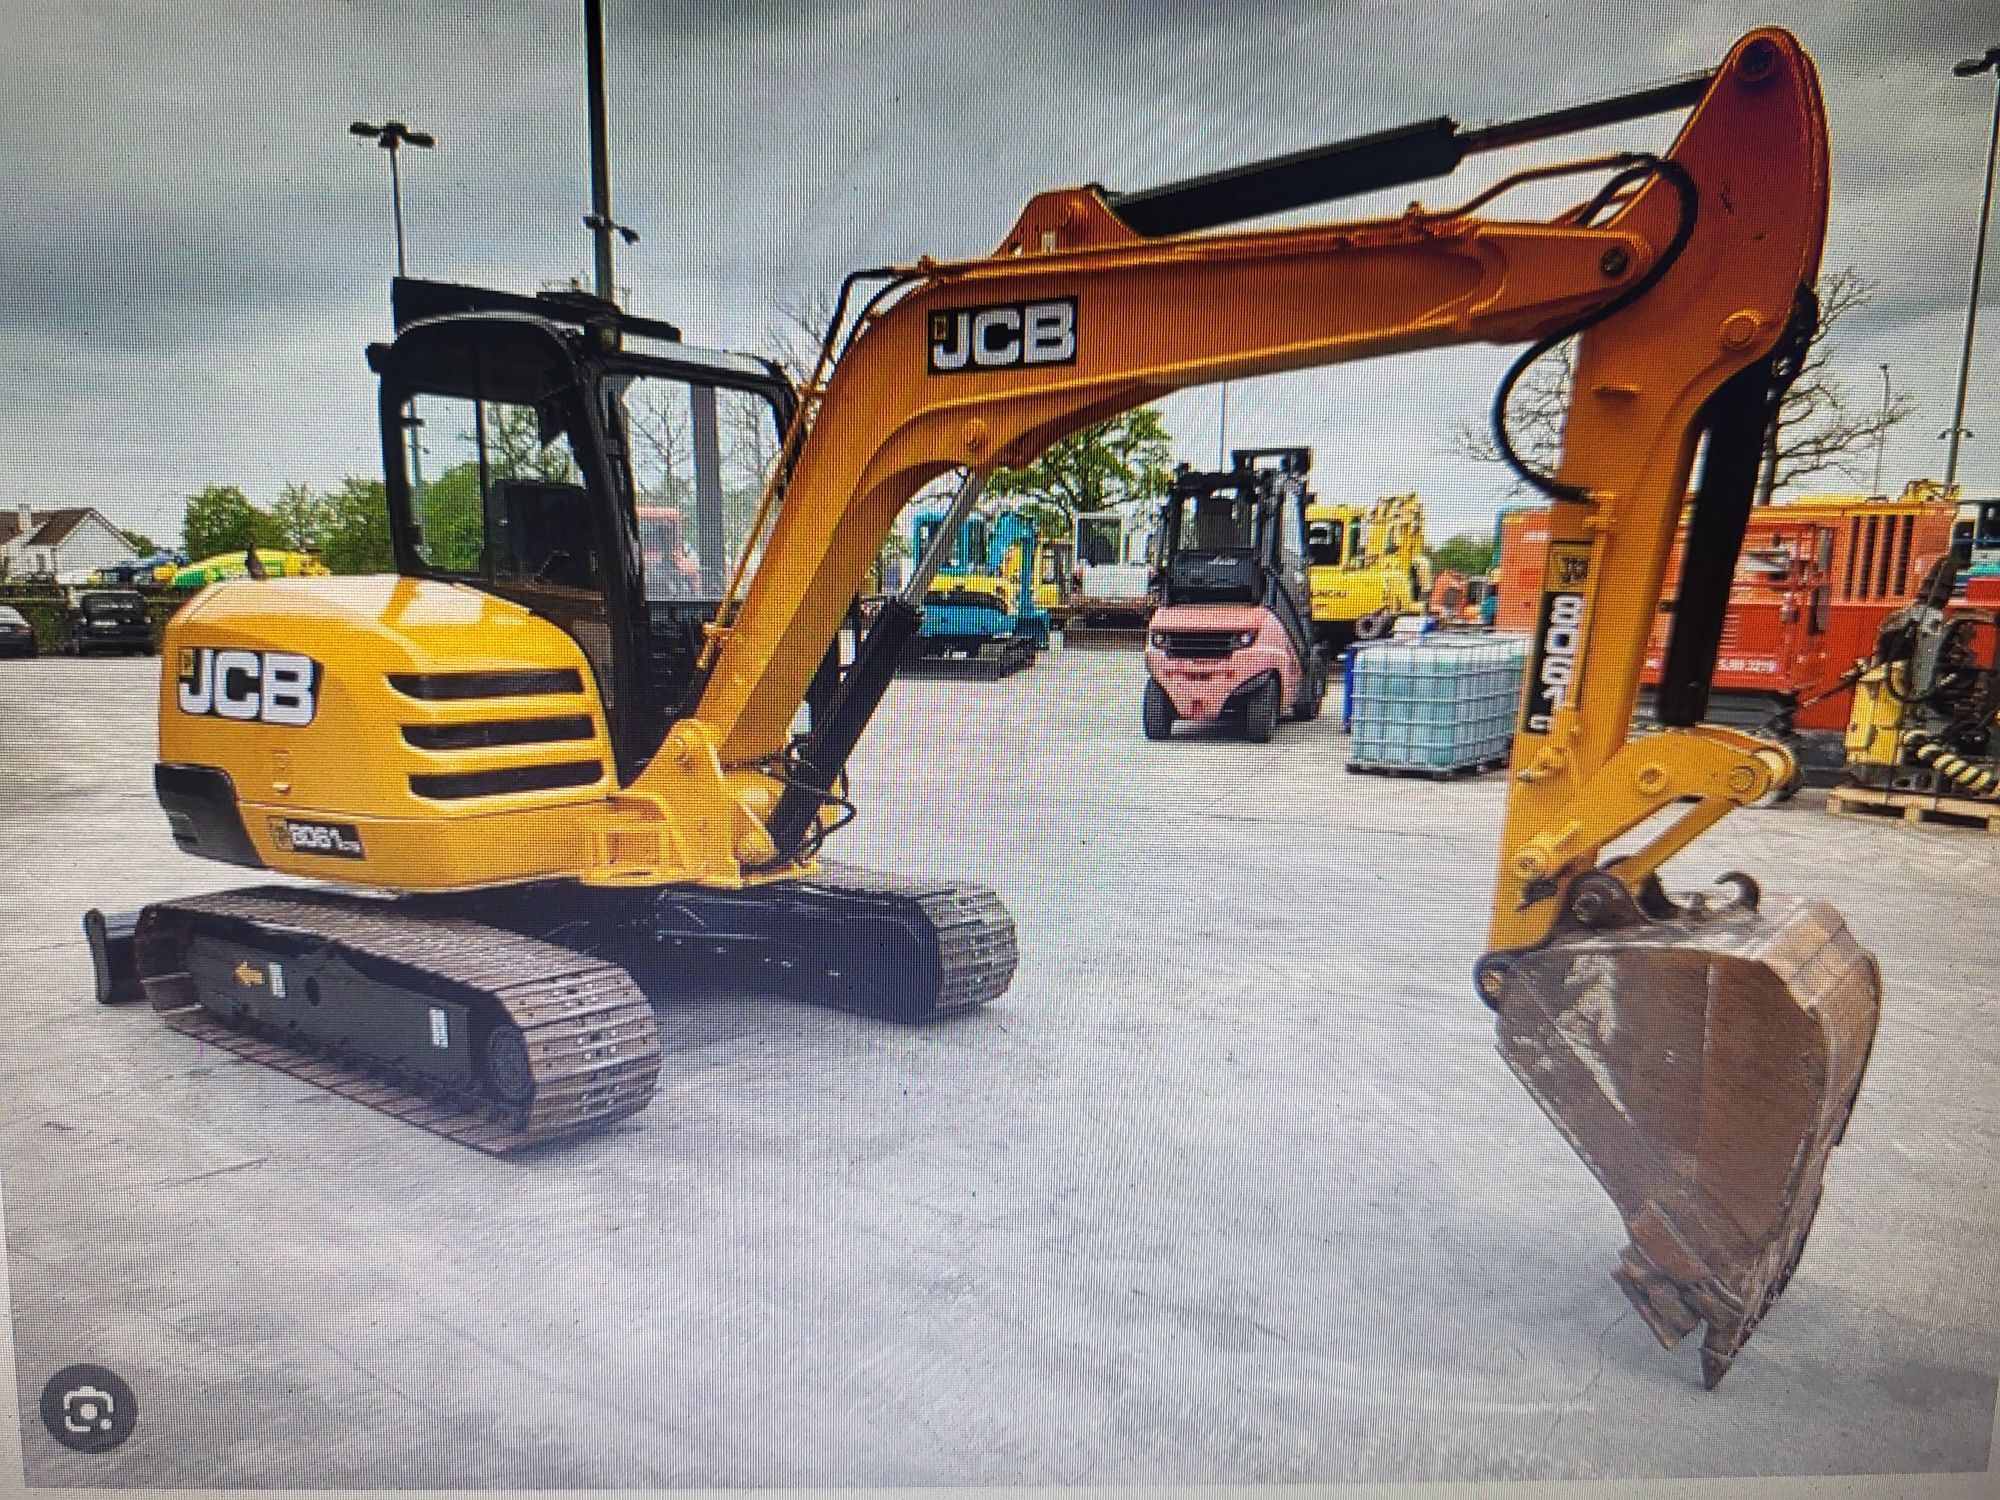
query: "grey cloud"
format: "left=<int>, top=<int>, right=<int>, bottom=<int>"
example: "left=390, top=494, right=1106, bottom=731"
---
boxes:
left=2, top=0, right=1997, bottom=538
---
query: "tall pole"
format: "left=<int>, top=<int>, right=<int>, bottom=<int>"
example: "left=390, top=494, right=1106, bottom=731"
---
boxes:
left=1873, top=363, right=1891, bottom=495
left=1945, top=46, right=2000, bottom=489
left=1217, top=384, right=1229, bottom=467
left=584, top=0, right=617, bottom=302
left=349, top=120, right=434, bottom=281
left=388, top=144, right=408, bottom=278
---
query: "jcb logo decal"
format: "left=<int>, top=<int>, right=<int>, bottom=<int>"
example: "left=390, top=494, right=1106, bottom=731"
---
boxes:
left=177, top=647, right=320, bottom=726
left=928, top=298, right=1077, bottom=374
left=1522, top=544, right=1590, bottom=735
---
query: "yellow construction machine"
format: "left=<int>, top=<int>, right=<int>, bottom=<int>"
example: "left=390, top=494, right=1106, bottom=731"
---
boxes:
left=1306, top=491, right=1431, bottom=650
left=88, top=31, right=1876, bottom=1387
left=1844, top=557, right=2000, bottom=797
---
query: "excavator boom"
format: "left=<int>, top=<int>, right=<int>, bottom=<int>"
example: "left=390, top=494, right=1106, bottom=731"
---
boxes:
left=654, top=28, right=1877, bottom=1384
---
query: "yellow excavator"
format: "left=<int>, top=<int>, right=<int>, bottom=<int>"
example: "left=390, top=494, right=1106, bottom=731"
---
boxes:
left=1306, top=491, right=1431, bottom=650
left=86, top=30, right=1875, bottom=1388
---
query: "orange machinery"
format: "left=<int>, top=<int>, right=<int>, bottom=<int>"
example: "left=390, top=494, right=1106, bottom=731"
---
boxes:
left=1497, top=483, right=1958, bottom=776
left=1427, top=568, right=1491, bottom=627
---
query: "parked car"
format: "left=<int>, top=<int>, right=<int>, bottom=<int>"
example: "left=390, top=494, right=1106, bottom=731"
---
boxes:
left=0, top=605, right=36, bottom=658
left=58, top=588, right=154, bottom=655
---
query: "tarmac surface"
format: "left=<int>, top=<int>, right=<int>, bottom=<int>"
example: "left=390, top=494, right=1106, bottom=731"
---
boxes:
left=2, top=647, right=1997, bottom=1490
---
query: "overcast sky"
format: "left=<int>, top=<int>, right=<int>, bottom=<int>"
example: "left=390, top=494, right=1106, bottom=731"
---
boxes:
left=3, top=0, right=1997, bottom=546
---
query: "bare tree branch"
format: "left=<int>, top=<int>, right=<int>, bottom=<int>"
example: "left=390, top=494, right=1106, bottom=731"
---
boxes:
left=763, top=289, right=841, bottom=383
left=1451, top=265, right=1915, bottom=502
left=1451, top=341, right=1575, bottom=483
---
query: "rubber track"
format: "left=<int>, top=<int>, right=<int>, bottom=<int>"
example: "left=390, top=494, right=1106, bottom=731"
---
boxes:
left=897, top=639, right=1037, bottom=681
left=809, top=862, right=1018, bottom=1013
left=136, top=888, right=662, bottom=1154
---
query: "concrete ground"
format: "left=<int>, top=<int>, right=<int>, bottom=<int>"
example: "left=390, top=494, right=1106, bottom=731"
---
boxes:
left=2, top=647, right=1996, bottom=1491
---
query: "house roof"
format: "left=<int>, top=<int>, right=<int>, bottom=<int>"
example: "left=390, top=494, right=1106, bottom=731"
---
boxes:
left=1, top=507, right=110, bottom=550
left=29, top=508, right=94, bottom=548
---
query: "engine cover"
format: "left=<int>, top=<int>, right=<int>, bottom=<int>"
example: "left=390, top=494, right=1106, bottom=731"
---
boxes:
left=157, top=576, right=617, bottom=889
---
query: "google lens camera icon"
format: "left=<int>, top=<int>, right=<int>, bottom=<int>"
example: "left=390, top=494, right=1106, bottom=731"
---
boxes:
left=40, top=1365, right=136, bottom=1453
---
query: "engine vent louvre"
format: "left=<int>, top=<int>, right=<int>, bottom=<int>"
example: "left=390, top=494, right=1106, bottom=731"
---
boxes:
left=401, top=716, right=596, bottom=751
left=408, top=761, right=603, bottom=800
left=388, top=669, right=584, bottom=701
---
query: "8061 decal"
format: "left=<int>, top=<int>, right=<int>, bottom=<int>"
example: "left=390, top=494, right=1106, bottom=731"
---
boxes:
left=1522, top=543, right=1591, bottom=735
left=267, top=816, right=365, bottom=859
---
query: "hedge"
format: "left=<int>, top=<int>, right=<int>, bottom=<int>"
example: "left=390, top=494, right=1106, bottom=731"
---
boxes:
left=0, top=584, right=189, bottom=654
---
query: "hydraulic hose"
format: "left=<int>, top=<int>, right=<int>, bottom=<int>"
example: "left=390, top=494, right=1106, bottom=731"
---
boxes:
left=1907, top=735, right=2000, bottom=799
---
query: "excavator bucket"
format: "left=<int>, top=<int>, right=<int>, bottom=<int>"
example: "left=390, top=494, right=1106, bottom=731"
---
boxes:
left=1488, top=881, right=1880, bottom=1387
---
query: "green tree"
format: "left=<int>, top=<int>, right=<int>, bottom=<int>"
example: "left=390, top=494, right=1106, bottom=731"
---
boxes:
left=986, top=407, right=1175, bottom=534
left=408, top=463, right=486, bottom=572
left=1430, top=532, right=1495, bottom=576
left=317, top=476, right=396, bottom=575
left=483, top=403, right=578, bottom=483
left=119, top=528, right=159, bottom=555
left=181, top=484, right=284, bottom=560
left=269, top=481, right=334, bottom=552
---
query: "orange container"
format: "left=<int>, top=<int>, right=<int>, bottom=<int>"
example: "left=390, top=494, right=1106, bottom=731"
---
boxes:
left=1492, top=487, right=1958, bottom=732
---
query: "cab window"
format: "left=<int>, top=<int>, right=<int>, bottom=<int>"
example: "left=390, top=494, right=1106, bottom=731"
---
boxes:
left=1077, top=516, right=1120, bottom=567
left=1307, top=518, right=1344, bottom=567
left=1180, top=495, right=1255, bottom=552
left=403, top=393, right=593, bottom=587
left=609, top=377, right=783, bottom=602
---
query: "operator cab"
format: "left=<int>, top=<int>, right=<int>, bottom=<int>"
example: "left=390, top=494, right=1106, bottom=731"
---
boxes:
left=369, top=278, right=796, bottom=783
left=1306, top=514, right=1349, bottom=568
left=914, top=511, right=989, bottom=576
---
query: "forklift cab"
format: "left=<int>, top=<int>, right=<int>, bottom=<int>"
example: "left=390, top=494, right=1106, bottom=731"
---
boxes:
left=370, top=279, right=796, bottom=782
left=1157, top=451, right=1315, bottom=662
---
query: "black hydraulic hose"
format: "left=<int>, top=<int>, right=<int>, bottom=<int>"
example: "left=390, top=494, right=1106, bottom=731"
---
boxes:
left=1654, top=287, right=1817, bottom=727
left=1489, top=154, right=1698, bottom=503
left=1908, top=735, right=2000, bottom=799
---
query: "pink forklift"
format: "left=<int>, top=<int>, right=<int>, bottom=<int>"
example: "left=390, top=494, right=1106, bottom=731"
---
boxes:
left=1143, top=447, right=1327, bottom=742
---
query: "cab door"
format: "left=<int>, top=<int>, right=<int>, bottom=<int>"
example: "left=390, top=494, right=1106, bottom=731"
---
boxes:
left=378, top=316, right=644, bottom=772
left=1270, top=486, right=1317, bottom=665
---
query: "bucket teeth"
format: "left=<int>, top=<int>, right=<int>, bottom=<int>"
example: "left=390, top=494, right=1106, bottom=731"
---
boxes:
left=1490, top=891, right=1880, bottom=1386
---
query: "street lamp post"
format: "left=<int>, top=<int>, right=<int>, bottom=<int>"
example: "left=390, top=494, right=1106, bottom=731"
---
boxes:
left=348, top=119, right=436, bottom=278
left=1873, top=363, right=1891, bottom=496
left=351, top=120, right=436, bottom=496
left=1943, top=45, right=2000, bottom=489
left=580, top=0, right=638, bottom=304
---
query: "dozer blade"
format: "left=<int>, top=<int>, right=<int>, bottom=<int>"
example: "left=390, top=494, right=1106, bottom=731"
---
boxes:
left=1484, top=878, right=1880, bottom=1387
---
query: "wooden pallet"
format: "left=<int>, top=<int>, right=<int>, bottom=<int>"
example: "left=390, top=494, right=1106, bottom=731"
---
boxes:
left=1346, top=753, right=1510, bottom=782
left=1825, top=783, right=2000, bottom=832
